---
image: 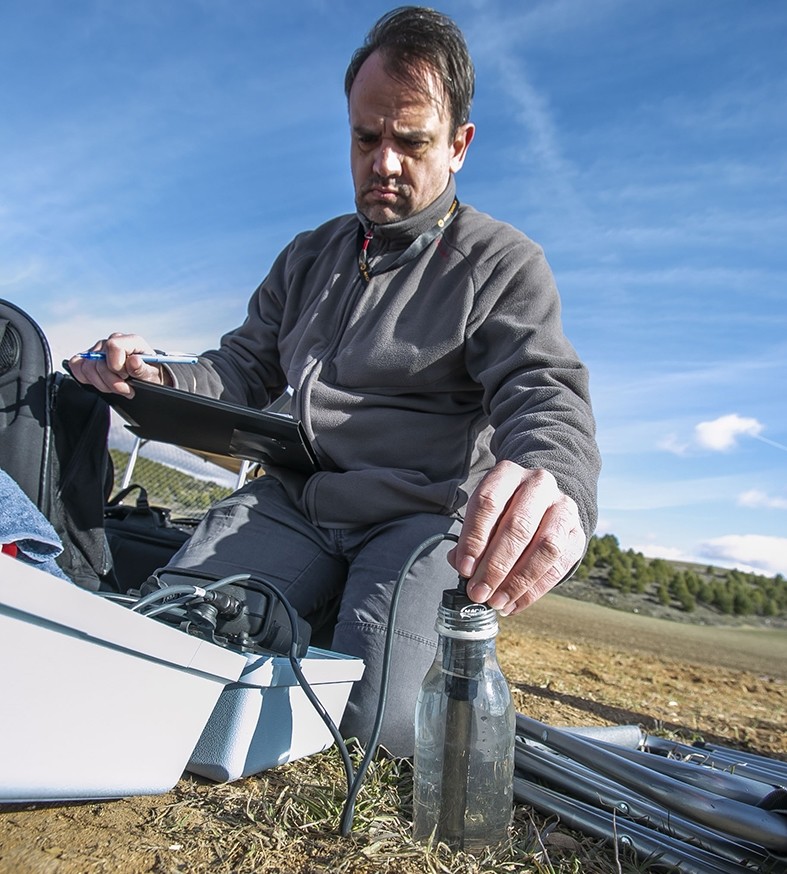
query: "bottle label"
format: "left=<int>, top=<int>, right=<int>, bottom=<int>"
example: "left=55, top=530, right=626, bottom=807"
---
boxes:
left=459, top=603, right=489, bottom=619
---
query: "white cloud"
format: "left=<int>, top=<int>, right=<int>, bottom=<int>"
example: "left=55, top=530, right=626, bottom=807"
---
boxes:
left=656, top=411, right=787, bottom=459
left=699, top=535, right=787, bottom=577
left=694, top=414, right=763, bottom=451
left=658, top=433, right=690, bottom=456
left=738, top=489, right=787, bottom=511
left=629, top=542, right=693, bottom=563
left=629, top=536, right=787, bottom=577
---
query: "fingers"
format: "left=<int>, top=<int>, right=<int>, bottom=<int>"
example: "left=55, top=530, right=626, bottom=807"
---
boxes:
left=498, top=516, right=585, bottom=615
left=448, top=462, right=586, bottom=615
left=450, top=461, right=537, bottom=579
left=67, top=333, right=163, bottom=396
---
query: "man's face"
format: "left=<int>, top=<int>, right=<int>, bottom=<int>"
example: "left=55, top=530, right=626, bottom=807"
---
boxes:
left=349, top=51, right=474, bottom=224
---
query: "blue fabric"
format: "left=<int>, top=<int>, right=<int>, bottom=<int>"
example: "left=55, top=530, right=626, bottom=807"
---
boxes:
left=0, top=468, right=72, bottom=582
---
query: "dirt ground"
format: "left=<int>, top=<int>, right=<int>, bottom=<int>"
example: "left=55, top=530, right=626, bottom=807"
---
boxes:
left=1, top=593, right=785, bottom=874
left=502, top=595, right=786, bottom=755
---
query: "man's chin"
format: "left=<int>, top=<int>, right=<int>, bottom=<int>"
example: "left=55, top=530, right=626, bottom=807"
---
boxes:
left=358, top=197, right=410, bottom=225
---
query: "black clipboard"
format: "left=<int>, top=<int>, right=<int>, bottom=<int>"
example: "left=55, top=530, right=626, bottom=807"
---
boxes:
left=76, top=376, right=320, bottom=475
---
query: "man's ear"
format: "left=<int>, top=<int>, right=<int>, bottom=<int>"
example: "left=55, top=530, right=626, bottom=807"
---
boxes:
left=449, top=122, right=475, bottom=173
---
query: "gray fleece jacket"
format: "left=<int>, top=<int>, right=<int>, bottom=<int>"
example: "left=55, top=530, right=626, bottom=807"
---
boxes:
left=168, top=178, right=600, bottom=536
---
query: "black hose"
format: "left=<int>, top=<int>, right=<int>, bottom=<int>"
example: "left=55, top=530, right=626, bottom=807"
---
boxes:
left=338, top=532, right=459, bottom=836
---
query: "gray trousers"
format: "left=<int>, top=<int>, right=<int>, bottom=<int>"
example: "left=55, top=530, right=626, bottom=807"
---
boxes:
left=167, top=475, right=463, bottom=757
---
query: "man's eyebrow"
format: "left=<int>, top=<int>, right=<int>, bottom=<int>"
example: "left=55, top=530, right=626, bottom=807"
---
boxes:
left=352, top=122, right=432, bottom=140
left=395, top=127, right=431, bottom=140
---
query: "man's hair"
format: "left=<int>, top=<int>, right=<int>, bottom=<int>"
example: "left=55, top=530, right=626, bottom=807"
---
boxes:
left=344, top=6, right=475, bottom=134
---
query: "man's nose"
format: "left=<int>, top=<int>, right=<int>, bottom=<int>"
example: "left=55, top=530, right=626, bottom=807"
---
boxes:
left=373, top=144, right=402, bottom=178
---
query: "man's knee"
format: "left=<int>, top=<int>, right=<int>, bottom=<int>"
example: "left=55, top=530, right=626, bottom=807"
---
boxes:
left=335, top=620, right=437, bottom=758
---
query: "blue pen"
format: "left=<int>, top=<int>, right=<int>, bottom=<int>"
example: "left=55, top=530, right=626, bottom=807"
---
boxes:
left=78, top=351, right=198, bottom=365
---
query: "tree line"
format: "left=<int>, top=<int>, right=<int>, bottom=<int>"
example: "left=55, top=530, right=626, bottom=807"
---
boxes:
left=574, top=533, right=786, bottom=618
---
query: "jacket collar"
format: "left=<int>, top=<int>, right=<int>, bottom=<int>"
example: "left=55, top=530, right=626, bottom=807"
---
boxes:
left=356, top=176, right=458, bottom=245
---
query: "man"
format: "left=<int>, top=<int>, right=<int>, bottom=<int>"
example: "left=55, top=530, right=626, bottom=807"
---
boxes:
left=70, top=6, right=600, bottom=756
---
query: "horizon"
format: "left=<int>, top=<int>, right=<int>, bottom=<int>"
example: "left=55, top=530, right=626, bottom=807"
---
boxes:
left=2, top=1, right=785, bottom=576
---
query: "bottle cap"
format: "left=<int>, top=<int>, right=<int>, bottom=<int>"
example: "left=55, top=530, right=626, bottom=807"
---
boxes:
left=437, top=584, right=498, bottom=639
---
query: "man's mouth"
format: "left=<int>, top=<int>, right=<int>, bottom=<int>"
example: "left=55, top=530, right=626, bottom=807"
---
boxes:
left=371, top=189, right=398, bottom=202
left=367, top=184, right=398, bottom=199
left=362, top=179, right=407, bottom=201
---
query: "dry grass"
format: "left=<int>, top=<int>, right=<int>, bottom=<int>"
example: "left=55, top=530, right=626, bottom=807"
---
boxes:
left=1, top=593, right=785, bottom=874
left=146, top=749, right=622, bottom=874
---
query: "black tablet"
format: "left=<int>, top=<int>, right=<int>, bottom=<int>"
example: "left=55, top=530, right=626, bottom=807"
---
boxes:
left=77, top=377, right=320, bottom=475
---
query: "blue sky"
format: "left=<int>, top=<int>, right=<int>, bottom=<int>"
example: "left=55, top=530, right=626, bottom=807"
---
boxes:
left=2, top=1, right=786, bottom=576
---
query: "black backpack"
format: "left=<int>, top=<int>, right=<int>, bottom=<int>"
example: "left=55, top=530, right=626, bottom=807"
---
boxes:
left=0, top=299, right=113, bottom=590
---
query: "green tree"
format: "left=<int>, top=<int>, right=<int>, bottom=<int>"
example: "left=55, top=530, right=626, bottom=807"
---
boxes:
left=697, top=580, right=714, bottom=606
left=650, top=558, right=672, bottom=586
left=683, top=571, right=701, bottom=596
left=673, top=576, right=695, bottom=612
left=608, top=558, right=631, bottom=593
left=713, top=583, right=734, bottom=615
left=593, top=534, right=620, bottom=568
left=573, top=562, right=590, bottom=581
left=733, top=587, right=753, bottom=616
left=631, top=553, right=651, bottom=592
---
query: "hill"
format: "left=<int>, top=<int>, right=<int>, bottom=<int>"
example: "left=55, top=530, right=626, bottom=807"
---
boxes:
left=567, top=533, right=786, bottom=629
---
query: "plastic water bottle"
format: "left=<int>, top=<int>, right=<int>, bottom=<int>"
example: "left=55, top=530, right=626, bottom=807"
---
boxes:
left=412, top=583, right=515, bottom=852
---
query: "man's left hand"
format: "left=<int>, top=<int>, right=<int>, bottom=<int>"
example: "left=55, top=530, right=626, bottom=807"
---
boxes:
left=447, top=461, right=586, bottom=616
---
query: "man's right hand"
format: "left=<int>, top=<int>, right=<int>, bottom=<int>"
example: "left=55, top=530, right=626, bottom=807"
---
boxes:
left=67, top=333, right=167, bottom=397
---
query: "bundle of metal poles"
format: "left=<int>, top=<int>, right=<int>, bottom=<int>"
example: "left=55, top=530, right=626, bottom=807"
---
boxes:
left=513, top=714, right=787, bottom=873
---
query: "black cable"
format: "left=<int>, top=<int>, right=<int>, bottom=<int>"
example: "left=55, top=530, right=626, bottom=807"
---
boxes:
left=132, top=572, right=256, bottom=619
left=129, top=536, right=460, bottom=837
left=124, top=571, right=355, bottom=783
left=200, top=573, right=356, bottom=796
left=339, top=531, right=459, bottom=836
